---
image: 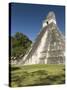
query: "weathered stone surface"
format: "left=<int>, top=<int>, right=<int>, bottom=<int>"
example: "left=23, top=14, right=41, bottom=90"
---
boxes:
left=21, top=11, right=65, bottom=65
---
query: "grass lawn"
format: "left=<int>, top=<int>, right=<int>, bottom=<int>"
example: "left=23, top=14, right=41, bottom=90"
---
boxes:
left=10, top=64, right=65, bottom=87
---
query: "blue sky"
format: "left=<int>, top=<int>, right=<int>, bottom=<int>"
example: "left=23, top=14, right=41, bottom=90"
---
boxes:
left=11, top=3, right=65, bottom=41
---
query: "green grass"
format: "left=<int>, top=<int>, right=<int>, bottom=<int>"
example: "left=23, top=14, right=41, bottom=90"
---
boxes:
left=10, top=64, right=65, bottom=87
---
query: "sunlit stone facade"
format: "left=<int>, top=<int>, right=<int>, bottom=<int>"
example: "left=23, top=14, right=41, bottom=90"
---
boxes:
left=21, top=11, right=65, bottom=65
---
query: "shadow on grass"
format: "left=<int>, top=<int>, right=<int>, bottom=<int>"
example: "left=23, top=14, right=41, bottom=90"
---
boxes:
left=31, top=70, right=48, bottom=76
left=11, top=69, right=65, bottom=87
left=11, top=66, right=21, bottom=71
left=26, top=73, right=65, bottom=86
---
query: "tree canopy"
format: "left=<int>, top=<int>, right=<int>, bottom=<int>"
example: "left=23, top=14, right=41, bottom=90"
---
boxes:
left=11, top=32, right=32, bottom=60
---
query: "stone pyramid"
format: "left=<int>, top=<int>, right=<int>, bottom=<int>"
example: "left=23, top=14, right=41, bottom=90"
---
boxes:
left=21, top=11, right=65, bottom=65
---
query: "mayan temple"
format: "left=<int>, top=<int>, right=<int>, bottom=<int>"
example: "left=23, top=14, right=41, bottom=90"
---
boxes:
left=21, top=11, right=65, bottom=65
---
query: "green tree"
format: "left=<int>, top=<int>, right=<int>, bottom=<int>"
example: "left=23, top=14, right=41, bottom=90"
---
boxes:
left=11, top=32, right=32, bottom=61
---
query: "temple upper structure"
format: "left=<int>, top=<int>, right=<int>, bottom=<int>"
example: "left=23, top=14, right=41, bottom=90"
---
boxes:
left=20, top=11, right=65, bottom=65
left=43, top=12, right=56, bottom=27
